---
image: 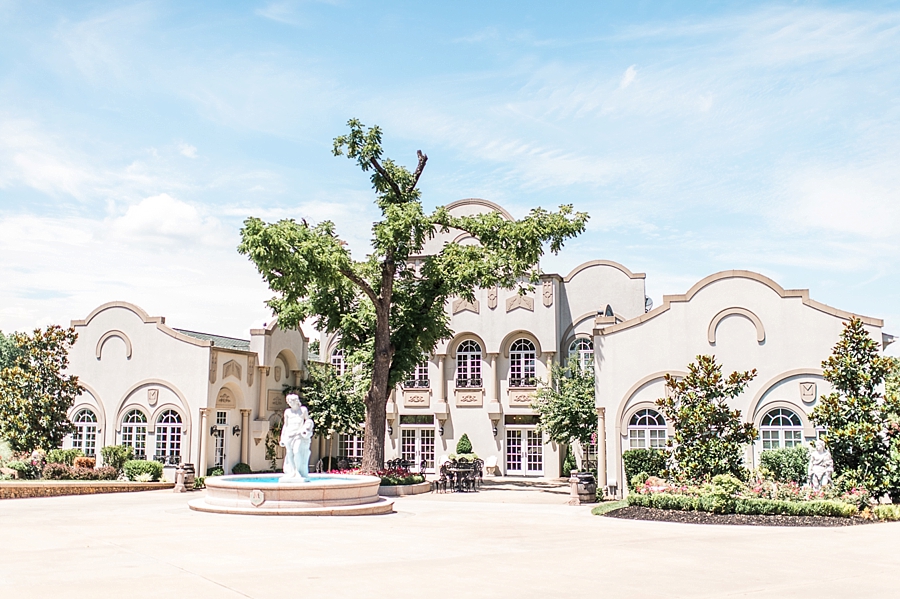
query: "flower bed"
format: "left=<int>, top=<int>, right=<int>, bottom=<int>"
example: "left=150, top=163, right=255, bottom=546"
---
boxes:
left=327, top=467, right=426, bottom=487
left=627, top=474, right=864, bottom=519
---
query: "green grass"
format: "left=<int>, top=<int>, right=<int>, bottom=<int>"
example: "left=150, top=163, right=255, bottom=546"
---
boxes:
left=591, top=499, right=627, bottom=516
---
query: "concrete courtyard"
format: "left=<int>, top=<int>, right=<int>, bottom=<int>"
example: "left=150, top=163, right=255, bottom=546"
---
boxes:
left=1, top=479, right=899, bottom=598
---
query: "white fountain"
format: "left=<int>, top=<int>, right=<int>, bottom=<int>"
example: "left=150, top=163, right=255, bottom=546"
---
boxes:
left=189, top=394, right=393, bottom=516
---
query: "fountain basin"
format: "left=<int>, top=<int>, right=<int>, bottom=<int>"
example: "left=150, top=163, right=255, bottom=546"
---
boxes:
left=188, top=473, right=394, bottom=516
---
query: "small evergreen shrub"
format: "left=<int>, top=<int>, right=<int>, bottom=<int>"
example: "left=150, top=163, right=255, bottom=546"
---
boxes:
left=123, top=460, right=163, bottom=482
left=630, top=472, right=650, bottom=489
left=206, top=467, right=225, bottom=477
left=760, top=446, right=809, bottom=484
left=194, top=476, right=206, bottom=490
left=101, top=445, right=134, bottom=471
left=73, top=456, right=96, bottom=469
left=456, top=434, right=473, bottom=454
left=95, top=466, right=118, bottom=480
left=47, top=448, right=83, bottom=466
left=622, top=449, right=667, bottom=485
left=232, top=462, right=252, bottom=474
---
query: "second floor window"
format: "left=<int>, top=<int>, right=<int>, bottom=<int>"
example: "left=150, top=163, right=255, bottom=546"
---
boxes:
left=404, top=362, right=430, bottom=388
left=568, top=338, right=593, bottom=371
left=509, top=339, right=536, bottom=387
left=456, top=340, right=482, bottom=387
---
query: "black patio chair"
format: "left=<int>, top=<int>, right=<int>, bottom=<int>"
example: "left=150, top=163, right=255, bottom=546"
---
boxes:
left=434, top=463, right=449, bottom=493
left=473, top=459, right=484, bottom=489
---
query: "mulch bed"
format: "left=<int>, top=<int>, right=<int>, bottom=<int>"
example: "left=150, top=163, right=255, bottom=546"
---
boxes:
left=604, top=505, right=869, bottom=527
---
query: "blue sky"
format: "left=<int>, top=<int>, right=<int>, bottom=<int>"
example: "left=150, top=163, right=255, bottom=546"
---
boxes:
left=1, top=1, right=899, bottom=354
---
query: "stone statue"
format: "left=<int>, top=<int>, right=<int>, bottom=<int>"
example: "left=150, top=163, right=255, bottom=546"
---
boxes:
left=808, top=439, right=834, bottom=490
left=279, top=393, right=314, bottom=481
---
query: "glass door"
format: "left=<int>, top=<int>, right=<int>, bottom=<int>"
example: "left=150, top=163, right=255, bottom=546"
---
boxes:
left=400, top=427, right=435, bottom=473
left=506, top=429, right=523, bottom=473
left=506, top=428, right=543, bottom=475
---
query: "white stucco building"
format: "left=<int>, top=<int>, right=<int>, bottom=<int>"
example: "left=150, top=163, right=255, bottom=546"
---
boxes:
left=62, top=199, right=893, bottom=484
left=65, top=302, right=308, bottom=476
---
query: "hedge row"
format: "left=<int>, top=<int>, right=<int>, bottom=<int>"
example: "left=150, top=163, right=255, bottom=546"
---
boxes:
left=123, top=460, right=163, bottom=482
left=42, top=463, right=118, bottom=481
left=627, top=492, right=857, bottom=518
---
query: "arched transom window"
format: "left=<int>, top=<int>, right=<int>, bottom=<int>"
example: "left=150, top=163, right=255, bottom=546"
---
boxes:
left=155, top=409, right=183, bottom=464
left=121, top=409, right=147, bottom=459
left=509, top=339, right=536, bottom=388
left=456, top=340, right=482, bottom=388
left=330, top=348, right=346, bottom=376
left=568, top=338, right=593, bottom=371
left=628, top=409, right=667, bottom=449
left=760, top=408, right=803, bottom=450
left=72, top=408, right=98, bottom=457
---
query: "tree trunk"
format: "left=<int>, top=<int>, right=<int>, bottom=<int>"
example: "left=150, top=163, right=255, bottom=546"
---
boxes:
left=361, top=297, right=394, bottom=473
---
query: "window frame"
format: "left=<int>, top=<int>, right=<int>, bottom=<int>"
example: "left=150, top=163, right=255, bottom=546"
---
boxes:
left=509, top=338, right=536, bottom=388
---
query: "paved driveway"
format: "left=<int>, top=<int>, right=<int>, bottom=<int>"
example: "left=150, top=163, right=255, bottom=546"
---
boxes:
left=1, top=480, right=898, bottom=598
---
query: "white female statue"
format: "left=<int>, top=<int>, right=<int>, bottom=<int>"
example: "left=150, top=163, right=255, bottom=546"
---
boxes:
left=808, top=439, right=834, bottom=490
left=279, top=393, right=315, bottom=481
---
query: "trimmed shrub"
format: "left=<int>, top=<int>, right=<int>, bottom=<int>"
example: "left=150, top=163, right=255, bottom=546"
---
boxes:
left=47, top=448, right=83, bottom=466
left=456, top=434, right=473, bottom=454
left=232, top=462, right=252, bottom=474
left=206, top=467, right=225, bottom=477
left=874, top=504, right=900, bottom=521
left=193, top=476, right=206, bottom=490
left=622, top=449, right=667, bottom=486
left=95, top=466, right=118, bottom=480
left=630, top=472, right=650, bottom=489
left=760, top=446, right=809, bottom=484
left=73, top=456, right=95, bottom=469
left=627, top=492, right=857, bottom=518
left=123, top=460, right=163, bottom=482
left=101, top=445, right=134, bottom=471
left=380, top=473, right=425, bottom=486
left=42, top=463, right=71, bottom=480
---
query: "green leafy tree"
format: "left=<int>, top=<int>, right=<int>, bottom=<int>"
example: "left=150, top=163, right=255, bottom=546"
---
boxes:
left=239, top=119, right=588, bottom=471
left=657, top=355, right=757, bottom=481
left=0, top=331, right=20, bottom=371
left=0, top=326, right=82, bottom=452
left=811, top=318, right=900, bottom=498
left=286, top=362, right=366, bottom=470
left=532, top=357, right=596, bottom=471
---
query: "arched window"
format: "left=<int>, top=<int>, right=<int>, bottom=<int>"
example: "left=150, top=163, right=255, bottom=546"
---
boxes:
left=71, top=408, right=98, bottom=457
left=404, top=361, right=430, bottom=388
left=628, top=409, right=667, bottom=449
left=509, top=339, right=536, bottom=388
left=330, top=348, right=346, bottom=376
left=121, top=409, right=147, bottom=459
left=568, top=338, right=593, bottom=371
left=760, top=408, right=803, bottom=450
left=455, top=340, right=482, bottom=388
left=155, top=410, right=183, bottom=464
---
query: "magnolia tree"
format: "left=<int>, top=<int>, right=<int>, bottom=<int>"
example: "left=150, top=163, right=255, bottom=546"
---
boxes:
left=657, top=355, right=757, bottom=481
left=239, top=120, right=588, bottom=472
left=0, top=326, right=82, bottom=452
left=532, top=357, right=596, bottom=472
left=811, top=317, right=900, bottom=499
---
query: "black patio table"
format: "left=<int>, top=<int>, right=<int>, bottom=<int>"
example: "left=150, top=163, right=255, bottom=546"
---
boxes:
left=448, top=465, right=476, bottom=492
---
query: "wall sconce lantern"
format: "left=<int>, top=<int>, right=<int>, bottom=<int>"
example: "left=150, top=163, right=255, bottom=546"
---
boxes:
left=387, top=425, right=393, bottom=435
left=438, top=425, right=444, bottom=436
left=492, top=424, right=498, bottom=437
left=209, top=426, right=217, bottom=436
left=232, top=425, right=241, bottom=437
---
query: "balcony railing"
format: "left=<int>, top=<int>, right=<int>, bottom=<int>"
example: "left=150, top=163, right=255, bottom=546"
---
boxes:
left=456, top=377, right=483, bottom=388
left=509, top=377, right=537, bottom=388
left=403, top=378, right=430, bottom=389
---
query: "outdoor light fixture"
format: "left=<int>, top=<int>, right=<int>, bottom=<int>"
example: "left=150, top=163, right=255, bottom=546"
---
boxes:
left=492, top=424, right=498, bottom=437
left=387, top=425, right=393, bottom=435
left=439, top=425, right=444, bottom=436
left=232, top=425, right=241, bottom=436
left=209, top=426, right=217, bottom=436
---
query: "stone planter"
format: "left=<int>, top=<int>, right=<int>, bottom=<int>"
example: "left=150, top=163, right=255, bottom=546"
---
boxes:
left=378, top=481, right=432, bottom=496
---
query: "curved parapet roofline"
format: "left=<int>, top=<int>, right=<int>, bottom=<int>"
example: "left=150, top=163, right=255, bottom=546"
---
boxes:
left=71, top=301, right=211, bottom=348
left=443, top=198, right=514, bottom=221
left=598, top=270, right=883, bottom=337
left=563, top=260, right=646, bottom=281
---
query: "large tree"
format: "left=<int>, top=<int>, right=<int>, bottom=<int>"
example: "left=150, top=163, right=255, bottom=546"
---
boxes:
left=657, top=355, right=757, bottom=481
left=811, top=317, right=900, bottom=498
left=239, top=119, right=588, bottom=471
left=532, top=357, right=596, bottom=472
left=0, top=326, right=82, bottom=452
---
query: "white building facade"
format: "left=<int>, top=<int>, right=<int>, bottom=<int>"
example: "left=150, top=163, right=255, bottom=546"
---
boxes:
left=65, top=302, right=308, bottom=476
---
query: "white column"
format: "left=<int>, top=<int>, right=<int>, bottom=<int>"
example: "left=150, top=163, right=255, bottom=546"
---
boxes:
left=257, top=366, right=269, bottom=417
left=488, top=353, right=499, bottom=402
left=198, top=408, right=209, bottom=473
left=240, top=409, right=251, bottom=465
left=596, top=407, right=607, bottom=490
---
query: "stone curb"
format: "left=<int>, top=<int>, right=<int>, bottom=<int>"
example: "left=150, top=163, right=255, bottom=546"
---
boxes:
left=0, top=481, right=175, bottom=500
